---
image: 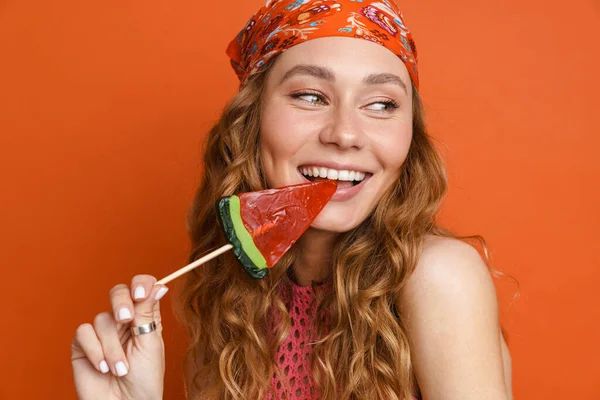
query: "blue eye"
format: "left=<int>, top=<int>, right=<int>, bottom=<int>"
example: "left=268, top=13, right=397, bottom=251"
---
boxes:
left=290, top=92, right=399, bottom=113
left=290, top=91, right=327, bottom=105
left=366, top=100, right=399, bottom=112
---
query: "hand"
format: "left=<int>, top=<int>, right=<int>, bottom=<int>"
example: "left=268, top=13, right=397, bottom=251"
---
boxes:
left=71, top=275, right=168, bottom=400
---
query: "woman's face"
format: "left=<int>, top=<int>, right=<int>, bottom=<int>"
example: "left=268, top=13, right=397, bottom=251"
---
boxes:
left=259, top=36, right=414, bottom=233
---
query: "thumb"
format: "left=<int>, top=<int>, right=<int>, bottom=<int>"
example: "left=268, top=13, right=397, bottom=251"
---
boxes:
left=131, top=281, right=168, bottom=335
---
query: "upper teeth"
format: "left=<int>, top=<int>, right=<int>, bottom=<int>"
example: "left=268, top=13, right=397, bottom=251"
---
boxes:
left=300, top=166, right=366, bottom=181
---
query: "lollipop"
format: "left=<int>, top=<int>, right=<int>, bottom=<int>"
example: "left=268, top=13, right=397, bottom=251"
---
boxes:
left=156, top=180, right=336, bottom=284
left=217, top=180, right=337, bottom=279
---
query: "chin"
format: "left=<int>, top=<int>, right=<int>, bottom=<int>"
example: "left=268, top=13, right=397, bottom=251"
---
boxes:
left=309, top=206, right=367, bottom=233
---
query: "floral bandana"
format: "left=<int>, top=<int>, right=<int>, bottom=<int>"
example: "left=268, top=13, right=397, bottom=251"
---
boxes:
left=226, top=0, right=419, bottom=90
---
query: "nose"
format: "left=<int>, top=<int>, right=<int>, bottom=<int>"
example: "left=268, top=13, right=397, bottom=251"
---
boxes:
left=318, top=104, right=366, bottom=151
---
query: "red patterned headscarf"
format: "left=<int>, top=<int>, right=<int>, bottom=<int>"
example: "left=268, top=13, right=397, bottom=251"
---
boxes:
left=226, top=0, right=419, bottom=90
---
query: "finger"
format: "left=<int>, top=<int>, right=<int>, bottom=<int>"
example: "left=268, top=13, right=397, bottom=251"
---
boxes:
left=132, top=283, right=168, bottom=328
left=130, top=274, right=157, bottom=303
left=93, top=312, right=129, bottom=377
left=110, top=283, right=134, bottom=324
left=72, top=323, right=110, bottom=374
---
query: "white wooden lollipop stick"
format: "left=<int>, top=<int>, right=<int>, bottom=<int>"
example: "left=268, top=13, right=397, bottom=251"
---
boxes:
left=156, top=244, right=233, bottom=285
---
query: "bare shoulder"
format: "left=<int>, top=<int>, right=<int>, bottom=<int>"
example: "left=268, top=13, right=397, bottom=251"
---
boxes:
left=399, top=234, right=512, bottom=399
left=401, top=234, right=495, bottom=306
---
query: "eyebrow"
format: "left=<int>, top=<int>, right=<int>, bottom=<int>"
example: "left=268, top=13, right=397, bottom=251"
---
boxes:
left=364, top=72, right=408, bottom=94
left=279, top=64, right=408, bottom=94
left=279, top=64, right=335, bottom=84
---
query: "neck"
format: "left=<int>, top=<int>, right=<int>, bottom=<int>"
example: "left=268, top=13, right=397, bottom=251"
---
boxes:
left=292, top=228, right=339, bottom=286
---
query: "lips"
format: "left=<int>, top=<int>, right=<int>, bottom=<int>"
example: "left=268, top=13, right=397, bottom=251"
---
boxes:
left=299, top=165, right=368, bottom=184
left=298, top=169, right=372, bottom=202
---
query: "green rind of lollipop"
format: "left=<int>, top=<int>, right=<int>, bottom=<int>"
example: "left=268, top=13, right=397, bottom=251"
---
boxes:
left=217, top=195, right=268, bottom=280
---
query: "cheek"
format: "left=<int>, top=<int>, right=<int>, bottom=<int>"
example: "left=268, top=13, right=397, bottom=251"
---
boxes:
left=259, top=105, right=321, bottom=165
left=374, top=124, right=413, bottom=172
left=259, top=109, right=315, bottom=187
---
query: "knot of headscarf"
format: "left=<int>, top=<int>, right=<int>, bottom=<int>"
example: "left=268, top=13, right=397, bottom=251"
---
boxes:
left=226, top=0, right=419, bottom=89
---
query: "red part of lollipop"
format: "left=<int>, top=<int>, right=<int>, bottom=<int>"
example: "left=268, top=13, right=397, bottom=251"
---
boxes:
left=239, top=180, right=337, bottom=267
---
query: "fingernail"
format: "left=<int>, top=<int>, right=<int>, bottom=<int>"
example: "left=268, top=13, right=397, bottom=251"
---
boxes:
left=154, top=287, right=169, bottom=301
left=99, top=360, right=109, bottom=373
left=118, top=307, right=132, bottom=321
left=115, top=361, right=128, bottom=377
left=133, top=285, right=146, bottom=300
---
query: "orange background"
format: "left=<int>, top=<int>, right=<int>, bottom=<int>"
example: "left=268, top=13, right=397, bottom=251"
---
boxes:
left=1, top=0, right=598, bottom=398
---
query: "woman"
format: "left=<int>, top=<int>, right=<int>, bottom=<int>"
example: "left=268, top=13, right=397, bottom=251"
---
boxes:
left=71, top=0, right=513, bottom=399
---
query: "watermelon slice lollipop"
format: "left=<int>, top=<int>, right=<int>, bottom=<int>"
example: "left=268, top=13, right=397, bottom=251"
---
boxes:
left=217, top=180, right=337, bottom=279
left=153, top=180, right=337, bottom=286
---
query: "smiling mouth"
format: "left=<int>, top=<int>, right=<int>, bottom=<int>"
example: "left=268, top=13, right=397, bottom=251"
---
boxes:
left=298, top=166, right=372, bottom=187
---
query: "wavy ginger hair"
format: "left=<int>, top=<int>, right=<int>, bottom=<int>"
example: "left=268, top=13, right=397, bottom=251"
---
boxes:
left=176, top=57, right=499, bottom=400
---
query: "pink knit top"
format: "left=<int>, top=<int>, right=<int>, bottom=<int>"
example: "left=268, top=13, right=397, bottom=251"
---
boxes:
left=265, top=277, right=419, bottom=400
left=266, top=278, right=328, bottom=400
